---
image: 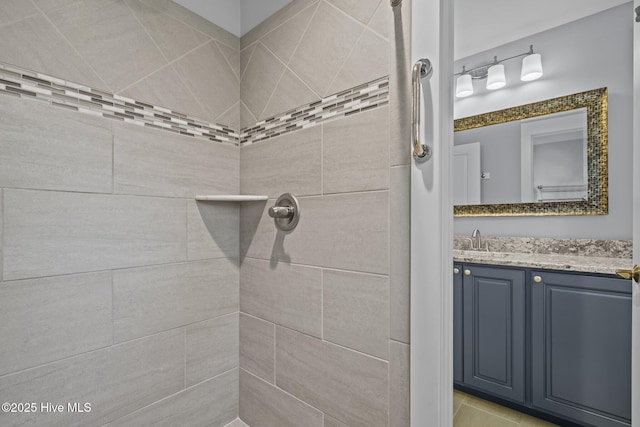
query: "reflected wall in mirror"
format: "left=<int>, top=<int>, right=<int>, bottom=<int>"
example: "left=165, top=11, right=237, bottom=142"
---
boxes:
left=454, top=88, right=608, bottom=217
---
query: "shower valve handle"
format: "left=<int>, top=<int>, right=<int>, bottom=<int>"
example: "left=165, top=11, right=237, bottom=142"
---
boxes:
left=268, top=206, right=294, bottom=219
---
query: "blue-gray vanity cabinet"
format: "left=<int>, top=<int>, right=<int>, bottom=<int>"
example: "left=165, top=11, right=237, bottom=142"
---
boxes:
left=462, top=265, right=526, bottom=403
left=453, top=264, right=463, bottom=384
left=531, top=271, right=632, bottom=427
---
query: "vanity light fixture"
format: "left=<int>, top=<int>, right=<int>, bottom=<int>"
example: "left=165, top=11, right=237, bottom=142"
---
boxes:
left=455, top=45, right=543, bottom=98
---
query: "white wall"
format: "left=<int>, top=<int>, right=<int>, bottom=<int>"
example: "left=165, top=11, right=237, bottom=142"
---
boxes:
left=454, top=3, right=633, bottom=239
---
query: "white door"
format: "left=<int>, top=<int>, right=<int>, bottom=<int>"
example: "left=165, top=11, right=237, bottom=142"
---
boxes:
left=410, top=0, right=453, bottom=425
left=632, top=0, right=640, bottom=424
left=453, top=143, right=481, bottom=205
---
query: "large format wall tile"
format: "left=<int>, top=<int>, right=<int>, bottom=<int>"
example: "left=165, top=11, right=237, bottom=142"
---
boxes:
left=174, top=41, right=239, bottom=123
left=390, top=166, right=410, bottom=343
left=30, top=0, right=80, bottom=12
left=0, top=272, right=112, bottom=376
left=322, top=106, right=390, bottom=194
left=323, top=269, right=389, bottom=360
left=3, top=190, right=187, bottom=280
left=240, top=313, right=275, bottom=383
left=261, top=69, right=318, bottom=120
left=275, top=327, right=388, bottom=427
left=46, top=0, right=167, bottom=92
left=242, top=192, right=389, bottom=274
left=260, top=3, right=318, bottom=65
left=389, top=341, right=410, bottom=427
left=186, top=313, right=239, bottom=387
left=0, top=0, right=37, bottom=26
left=0, top=14, right=105, bottom=89
left=241, top=0, right=318, bottom=47
left=110, top=369, right=238, bottom=427
left=288, top=1, right=363, bottom=96
left=188, top=200, right=239, bottom=261
left=241, top=43, right=285, bottom=120
left=113, top=259, right=238, bottom=343
left=240, top=369, right=323, bottom=427
left=240, top=258, right=322, bottom=338
left=114, top=123, right=239, bottom=198
left=0, top=330, right=184, bottom=427
left=0, top=96, right=112, bottom=193
left=240, top=126, right=322, bottom=198
left=124, top=0, right=210, bottom=62
left=324, top=416, right=349, bottom=427
left=326, top=0, right=382, bottom=25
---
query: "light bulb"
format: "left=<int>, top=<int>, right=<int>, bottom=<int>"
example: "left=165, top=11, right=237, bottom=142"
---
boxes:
left=486, top=64, right=506, bottom=90
left=455, top=74, right=473, bottom=98
left=521, top=53, right=543, bottom=81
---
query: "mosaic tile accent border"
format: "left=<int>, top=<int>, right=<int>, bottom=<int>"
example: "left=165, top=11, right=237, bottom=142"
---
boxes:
left=0, top=62, right=240, bottom=145
left=0, top=61, right=390, bottom=148
left=240, top=76, right=389, bottom=146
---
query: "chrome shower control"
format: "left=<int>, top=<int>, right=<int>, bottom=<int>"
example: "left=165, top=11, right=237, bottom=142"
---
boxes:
left=269, top=193, right=300, bottom=232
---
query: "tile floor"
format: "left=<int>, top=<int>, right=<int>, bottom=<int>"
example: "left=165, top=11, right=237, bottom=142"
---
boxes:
left=454, top=390, right=559, bottom=427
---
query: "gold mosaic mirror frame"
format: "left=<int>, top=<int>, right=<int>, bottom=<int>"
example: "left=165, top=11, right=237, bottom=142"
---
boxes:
left=454, top=87, right=608, bottom=217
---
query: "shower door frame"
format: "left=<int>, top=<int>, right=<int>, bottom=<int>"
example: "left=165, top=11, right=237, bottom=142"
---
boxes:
left=409, top=0, right=454, bottom=425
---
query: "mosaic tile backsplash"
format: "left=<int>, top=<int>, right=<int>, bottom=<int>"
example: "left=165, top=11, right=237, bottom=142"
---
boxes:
left=0, top=61, right=389, bottom=148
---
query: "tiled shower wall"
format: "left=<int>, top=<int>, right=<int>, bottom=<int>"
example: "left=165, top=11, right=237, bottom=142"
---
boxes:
left=0, top=1, right=241, bottom=426
left=238, top=1, right=412, bottom=426
left=0, top=0, right=240, bottom=128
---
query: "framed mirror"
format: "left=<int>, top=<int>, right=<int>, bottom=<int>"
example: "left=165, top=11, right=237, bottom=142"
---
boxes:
left=453, top=87, right=608, bottom=217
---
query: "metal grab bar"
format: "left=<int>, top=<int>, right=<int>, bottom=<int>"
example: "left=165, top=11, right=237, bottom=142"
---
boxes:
left=412, top=58, right=433, bottom=161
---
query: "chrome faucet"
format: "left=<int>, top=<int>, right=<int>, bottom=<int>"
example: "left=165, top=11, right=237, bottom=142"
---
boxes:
left=471, top=229, right=483, bottom=251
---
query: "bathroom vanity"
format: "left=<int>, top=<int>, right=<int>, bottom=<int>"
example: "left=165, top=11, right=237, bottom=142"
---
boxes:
left=453, top=243, right=632, bottom=427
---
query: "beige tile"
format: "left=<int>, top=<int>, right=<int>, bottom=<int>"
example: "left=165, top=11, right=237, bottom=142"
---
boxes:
left=241, top=100, right=258, bottom=129
left=0, top=0, right=37, bottom=25
left=324, top=416, right=349, bottom=427
left=241, top=192, right=389, bottom=275
left=260, top=3, right=318, bottom=64
left=226, top=419, right=250, bottom=427
left=0, top=272, right=112, bottom=376
left=240, top=126, right=322, bottom=198
left=389, top=0, right=411, bottom=166
left=323, top=269, right=389, bottom=359
left=241, top=0, right=318, bottom=47
left=240, top=258, right=322, bottom=338
left=240, top=43, right=257, bottom=79
left=327, top=0, right=382, bottom=25
left=124, top=0, right=210, bottom=62
left=240, top=369, right=323, bottom=427
left=454, top=404, right=519, bottom=427
left=0, top=95, right=112, bottom=194
left=240, top=314, right=275, bottom=383
left=217, top=102, right=241, bottom=130
left=110, top=369, right=238, bottom=427
left=30, top=0, right=80, bottom=12
left=188, top=200, right=239, bottom=261
left=0, top=330, right=184, bottom=427
left=463, top=394, right=522, bottom=423
left=121, top=65, right=209, bottom=120
left=367, top=1, right=390, bottom=40
left=261, top=69, right=319, bottom=120
left=174, top=40, right=239, bottom=122
left=113, top=259, right=238, bottom=343
left=46, top=0, right=167, bottom=92
left=241, top=42, right=285, bottom=119
left=520, top=414, right=559, bottom=426
left=322, top=106, right=390, bottom=194
left=390, top=166, right=410, bottom=343
left=288, top=1, right=364, bottom=96
left=3, top=189, right=187, bottom=281
left=453, top=393, right=465, bottom=417
left=0, top=14, right=105, bottom=89
left=217, top=41, right=241, bottom=79
left=327, top=28, right=389, bottom=95
left=140, top=0, right=239, bottom=49
left=276, top=327, right=388, bottom=427
left=114, top=123, right=239, bottom=197
left=389, top=341, right=410, bottom=427
left=186, top=313, right=239, bottom=386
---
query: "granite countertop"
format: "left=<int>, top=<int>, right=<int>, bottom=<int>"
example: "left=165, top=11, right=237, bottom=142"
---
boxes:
left=453, top=236, right=632, bottom=275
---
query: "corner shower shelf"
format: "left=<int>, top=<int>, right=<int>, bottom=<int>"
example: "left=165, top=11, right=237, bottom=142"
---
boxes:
left=195, top=195, right=268, bottom=202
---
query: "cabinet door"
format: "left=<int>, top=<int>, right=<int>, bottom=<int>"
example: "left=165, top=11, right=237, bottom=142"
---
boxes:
left=531, top=272, right=631, bottom=427
left=463, top=266, right=525, bottom=403
left=453, top=264, right=463, bottom=384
